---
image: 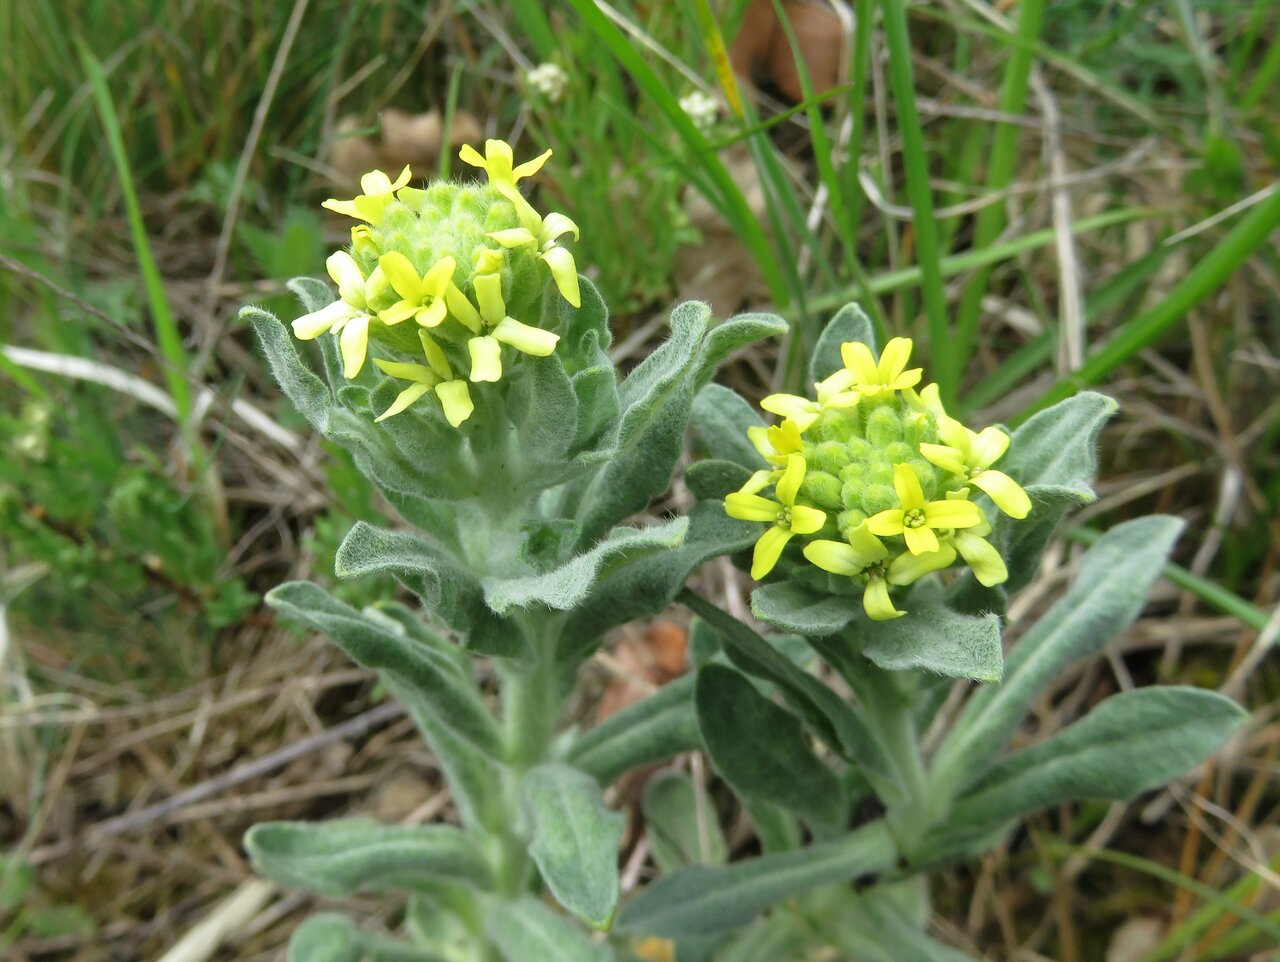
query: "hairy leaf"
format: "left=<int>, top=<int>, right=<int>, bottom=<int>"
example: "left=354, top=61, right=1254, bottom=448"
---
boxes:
left=642, top=770, right=728, bottom=871
left=570, top=674, right=700, bottom=784
left=809, top=303, right=876, bottom=384
left=486, top=898, right=614, bottom=962
left=691, top=383, right=767, bottom=468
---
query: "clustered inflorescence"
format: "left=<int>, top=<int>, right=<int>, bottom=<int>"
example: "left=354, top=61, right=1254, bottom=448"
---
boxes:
left=725, top=338, right=1032, bottom=621
left=292, top=140, right=580, bottom=427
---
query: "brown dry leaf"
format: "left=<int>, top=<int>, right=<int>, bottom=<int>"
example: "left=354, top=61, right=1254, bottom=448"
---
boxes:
left=328, top=108, right=484, bottom=188
left=729, top=0, right=844, bottom=104
left=596, top=621, right=689, bottom=723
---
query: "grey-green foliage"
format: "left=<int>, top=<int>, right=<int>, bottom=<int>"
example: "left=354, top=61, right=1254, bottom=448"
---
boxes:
left=696, top=664, right=846, bottom=836
left=569, top=673, right=701, bottom=784
left=245, top=819, right=493, bottom=896
left=642, top=770, right=729, bottom=872
left=946, top=686, right=1246, bottom=832
left=691, top=383, right=766, bottom=468
left=521, top=764, right=626, bottom=930
left=287, top=914, right=447, bottom=962
left=485, top=898, right=615, bottom=962
left=809, top=303, right=877, bottom=383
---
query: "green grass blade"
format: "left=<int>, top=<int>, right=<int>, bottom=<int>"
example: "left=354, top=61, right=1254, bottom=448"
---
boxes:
left=1018, top=185, right=1280, bottom=422
left=507, top=0, right=558, bottom=61
left=950, top=0, right=1046, bottom=400
left=879, top=0, right=951, bottom=399
left=77, top=41, right=191, bottom=429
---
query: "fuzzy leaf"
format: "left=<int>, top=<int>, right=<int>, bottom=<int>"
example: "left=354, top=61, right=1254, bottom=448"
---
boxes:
left=686, top=459, right=754, bottom=501
left=617, top=821, right=896, bottom=938
left=751, top=582, right=863, bottom=635
left=1002, top=391, right=1116, bottom=492
left=287, top=914, right=447, bottom=962
left=521, top=764, right=626, bottom=929
left=809, top=303, right=876, bottom=384
left=265, top=582, right=501, bottom=757
left=680, top=591, right=898, bottom=791
left=697, top=664, right=846, bottom=835
left=246, top=819, right=492, bottom=897
left=833, top=890, right=979, bottom=962
left=691, top=383, right=767, bottom=468
left=695, top=312, right=789, bottom=388
left=506, top=353, right=579, bottom=469
left=856, top=602, right=1004, bottom=682
left=486, top=898, right=614, bottom=962
left=570, top=674, right=700, bottom=784
left=931, top=515, right=1185, bottom=799
left=642, top=770, right=728, bottom=872
left=570, top=356, right=621, bottom=456
left=948, top=687, right=1246, bottom=831
left=483, top=518, right=688, bottom=615
left=558, top=274, right=612, bottom=367
left=245, top=306, right=332, bottom=433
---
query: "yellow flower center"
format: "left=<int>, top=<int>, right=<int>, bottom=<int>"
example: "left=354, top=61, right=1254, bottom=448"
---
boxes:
left=904, top=508, right=927, bottom=529
left=778, top=508, right=791, bottom=527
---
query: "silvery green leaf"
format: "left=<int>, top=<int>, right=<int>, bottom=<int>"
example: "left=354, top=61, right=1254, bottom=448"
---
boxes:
left=751, top=582, right=862, bottom=635
left=246, top=819, right=492, bottom=896
left=506, top=353, right=579, bottom=470
left=1002, top=391, right=1116, bottom=492
left=486, top=898, right=614, bottom=962
left=832, top=889, right=979, bottom=962
left=680, top=591, right=898, bottom=792
left=483, top=518, right=688, bottom=615
left=809, top=303, right=876, bottom=384
left=685, top=459, right=754, bottom=501
left=998, top=483, right=1094, bottom=595
left=617, top=820, right=896, bottom=938
left=947, top=687, right=1246, bottom=831
left=265, top=582, right=501, bottom=758
left=570, top=357, right=621, bottom=456
left=930, top=515, right=1184, bottom=799
left=558, top=274, right=613, bottom=366
left=742, top=799, right=801, bottom=854
left=286, top=914, right=447, bottom=962
left=695, top=312, right=789, bottom=388
left=855, top=602, right=1004, bottom=683
left=557, top=502, right=757, bottom=668
left=696, top=664, right=846, bottom=836
left=574, top=301, right=711, bottom=538
left=569, top=674, right=700, bottom=784
left=287, top=276, right=337, bottom=315
left=642, top=770, right=728, bottom=872
left=244, top=306, right=332, bottom=433
left=690, top=383, right=767, bottom=469
left=521, top=764, right=626, bottom=929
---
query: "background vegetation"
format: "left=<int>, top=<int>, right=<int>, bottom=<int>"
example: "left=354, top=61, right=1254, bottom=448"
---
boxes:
left=1, top=1, right=1277, bottom=959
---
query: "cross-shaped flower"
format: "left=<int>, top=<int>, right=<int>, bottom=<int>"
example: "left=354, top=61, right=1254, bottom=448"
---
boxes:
left=377, top=252, right=457, bottom=329
left=447, top=269, right=560, bottom=383
left=803, top=525, right=904, bottom=621
left=760, top=369, right=860, bottom=432
left=321, top=166, right=412, bottom=227
left=840, top=336, right=923, bottom=398
left=291, top=251, right=387, bottom=378
left=372, top=330, right=474, bottom=428
left=724, top=454, right=826, bottom=580
left=866, top=463, right=982, bottom=555
left=487, top=196, right=582, bottom=307
left=919, top=418, right=1031, bottom=519
left=459, top=140, right=552, bottom=196
left=747, top=419, right=804, bottom=465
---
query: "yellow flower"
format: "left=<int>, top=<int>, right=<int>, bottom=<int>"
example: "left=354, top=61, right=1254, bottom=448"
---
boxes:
left=321, top=166, right=413, bottom=226
left=488, top=199, right=582, bottom=308
left=459, top=139, right=552, bottom=196
left=291, top=251, right=388, bottom=378
left=865, top=463, right=982, bottom=555
left=446, top=270, right=560, bottom=383
left=760, top=371, right=860, bottom=432
left=372, top=330, right=474, bottom=427
left=724, top=454, right=826, bottom=580
left=377, top=252, right=457, bottom=328
left=747, top=419, right=804, bottom=465
left=919, top=418, right=1031, bottom=519
left=803, top=525, right=904, bottom=621
left=840, top=336, right=923, bottom=398
left=886, top=495, right=1008, bottom=588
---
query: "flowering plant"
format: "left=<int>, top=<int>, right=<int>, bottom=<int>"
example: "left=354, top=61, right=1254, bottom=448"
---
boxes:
left=239, top=143, right=1245, bottom=961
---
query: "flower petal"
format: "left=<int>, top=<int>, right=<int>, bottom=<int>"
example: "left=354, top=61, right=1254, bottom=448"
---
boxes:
left=847, top=523, right=889, bottom=563
left=378, top=251, right=423, bottom=302
left=488, top=228, right=538, bottom=248
left=804, top=539, right=863, bottom=576
left=320, top=198, right=362, bottom=220
left=971, top=470, right=1031, bottom=519
left=326, top=251, right=365, bottom=301
left=751, top=526, right=793, bottom=580
left=739, top=469, right=775, bottom=496
left=473, top=272, right=506, bottom=326
left=445, top=285, right=483, bottom=333
left=789, top=504, right=826, bottom=535
left=918, top=443, right=967, bottom=477
left=891, top=463, right=926, bottom=510
left=877, top=337, right=914, bottom=382
left=339, top=315, right=370, bottom=378
left=373, top=358, right=436, bottom=384
left=435, top=379, right=474, bottom=427
left=540, top=246, right=581, bottom=307
left=775, top=453, right=807, bottom=506
left=724, top=493, right=782, bottom=523
left=419, top=331, right=454, bottom=380
left=416, top=299, right=448, bottom=328
left=541, top=211, right=579, bottom=242
left=866, top=509, right=906, bottom=537
left=903, top=524, right=939, bottom=556
left=923, top=499, right=982, bottom=530
left=887, top=543, right=956, bottom=586
left=863, top=577, right=905, bottom=621
left=458, top=143, right=486, bottom=170
left=512, top=147, right=553, bottom=181
left=761, top=394, right=818, bottom=431
left=747, top=426, right=773, bottom=460
left=840, top=341, right=879, bottom=385
left=292, top=299, right=351, bottom=339
left=378, top=300, right=419, bottom=326
left=493, top=316, right=559, bottom=356
left=374, top=382, right=434, bottom=422
left=955, top=532, right=1009, bottom=586
left=970, top=426, right=1011, bottom=468
left=468, top=335, right=503, bottom=382
left=422, top=256, right=457, bottom=294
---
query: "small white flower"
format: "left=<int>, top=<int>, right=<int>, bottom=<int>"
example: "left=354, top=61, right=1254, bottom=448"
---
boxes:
left=679, top=90, right=720, bottom=134
left=525, top=63, right=569, bottom=104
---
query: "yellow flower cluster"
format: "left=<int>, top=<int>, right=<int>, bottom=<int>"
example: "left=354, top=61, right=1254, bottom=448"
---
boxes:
left=291, top=141, right=579, bottom=427
left=724, top=338, right=1031, bottom=621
